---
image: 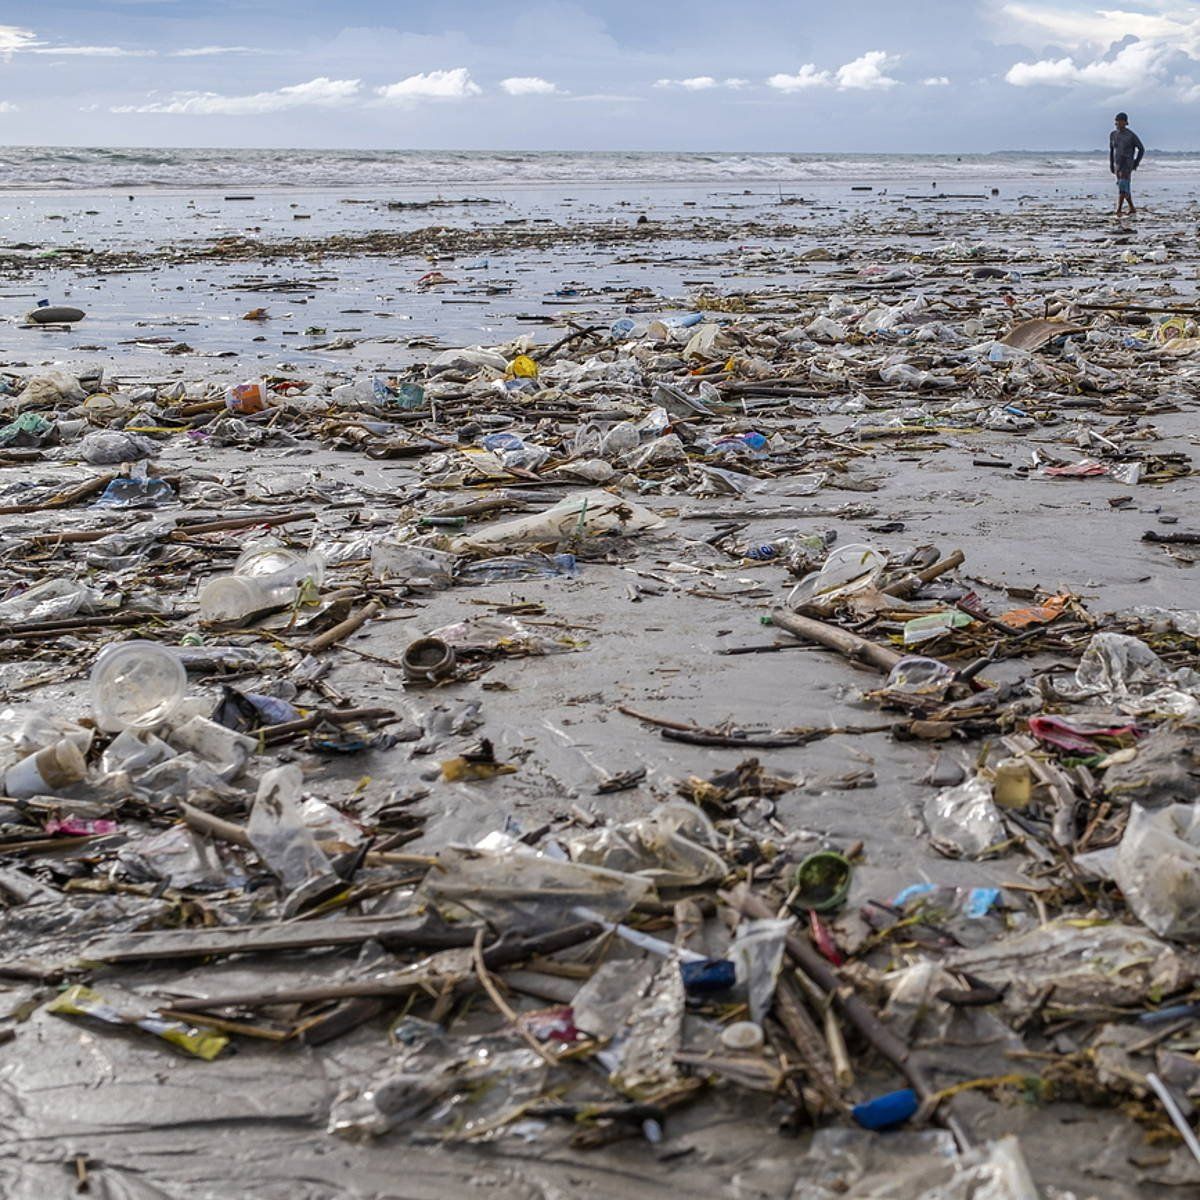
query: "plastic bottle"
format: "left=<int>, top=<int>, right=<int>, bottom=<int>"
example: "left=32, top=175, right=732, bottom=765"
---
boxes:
left=91, top=641, right=187, bottom=732
left=199, top=546, right=324, bottom=623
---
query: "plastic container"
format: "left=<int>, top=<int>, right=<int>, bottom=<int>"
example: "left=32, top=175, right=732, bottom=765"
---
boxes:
left=198, top=576, right=294, bottom=624
left=792, top=851, right=853, bottom=912
left=199, top=546, right=324, bottom=623
left=90, top=641, right=187, bottom=732
left=4, top=737, right=87, bottom=799
left=720, top=1021, right=765, bottom=1051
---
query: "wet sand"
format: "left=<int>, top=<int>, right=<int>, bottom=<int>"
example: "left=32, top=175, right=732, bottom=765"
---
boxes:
left=3, top=171, right=1200, bottom=1197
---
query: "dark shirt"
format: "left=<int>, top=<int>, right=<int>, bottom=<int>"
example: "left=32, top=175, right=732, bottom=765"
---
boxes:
left=1110, top=127, right=1145, bottom=173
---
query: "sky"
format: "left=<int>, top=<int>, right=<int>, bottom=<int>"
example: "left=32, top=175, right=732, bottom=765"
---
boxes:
left=0, top=1, right=1198, bottom=151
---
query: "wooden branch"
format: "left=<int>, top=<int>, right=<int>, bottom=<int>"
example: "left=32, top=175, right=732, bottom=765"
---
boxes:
left=769, top=609, right=904, bottom=674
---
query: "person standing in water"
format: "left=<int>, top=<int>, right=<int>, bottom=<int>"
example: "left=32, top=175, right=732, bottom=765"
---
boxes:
left=1109, top=112, right=1145, bottom=222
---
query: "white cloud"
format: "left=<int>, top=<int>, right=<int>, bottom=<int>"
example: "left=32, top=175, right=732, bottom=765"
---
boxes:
left=375, top=67, right=481, bottom=103
left=654, top=75, right=748, bottom=91
left=770, top=51, right=901, bottom=93
left=30, top=44, right=156, bottom=56
left=113, top=76, right=361, bottom=115
left=565, top=93, right=645, bottom=103
left=1005, top=38, right=1167, bottom=89
left=0, top=100, right=18, bottom=113
left=0, top=25, right=37, bottom=57
left=835, top=50, right=900, bottom=90
left=999, top=4, right=1196, bottom=52
left=767, top=64, right=833, bottom=91
left=169, top=46, right=267, bottom=58
left=923, top=75, right=951, bottom=86
left=500, top=76, right=563, bottom=96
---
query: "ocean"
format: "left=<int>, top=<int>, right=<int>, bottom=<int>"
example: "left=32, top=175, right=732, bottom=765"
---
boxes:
left=4, top=146, right=1200, bottom=190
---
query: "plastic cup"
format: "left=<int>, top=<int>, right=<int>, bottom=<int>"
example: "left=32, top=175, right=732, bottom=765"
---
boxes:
left=4, top=738, right=87, bottom=799
left=198, top=576, right=293, bottom=624
left=91, top=640, right=187, bottom=732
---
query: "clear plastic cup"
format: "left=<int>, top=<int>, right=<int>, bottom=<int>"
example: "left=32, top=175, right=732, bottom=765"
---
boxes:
left=234, top=545, right=325, bottom=586
left=198, top=576, right=294, bottom=623
left=91, top=640, right=187, bottom=732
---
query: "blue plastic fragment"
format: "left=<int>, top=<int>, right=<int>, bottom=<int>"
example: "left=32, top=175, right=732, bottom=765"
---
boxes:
left=680, top=958, right=736, bottom=995
left=852, top=1088, right=919, bottom=1131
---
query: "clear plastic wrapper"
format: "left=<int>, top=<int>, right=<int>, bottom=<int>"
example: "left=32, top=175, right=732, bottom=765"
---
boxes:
left=567, top=802, right=727, bottom=886
left=246, top=765, right=337, bottom=894
left=421, top=838, right=652, bottom=931
left=732, top=917, right=793, bottom=1024
left=924, top=777, right=1005, bottom=858
left=1114, top=803, right=1200, bottom=940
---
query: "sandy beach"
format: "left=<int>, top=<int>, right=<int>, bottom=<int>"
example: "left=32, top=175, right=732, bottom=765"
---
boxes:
left=3, top=153, right=1200, bottom=1197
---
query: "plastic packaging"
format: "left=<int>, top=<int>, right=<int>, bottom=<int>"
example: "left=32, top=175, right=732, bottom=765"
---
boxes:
left=224, top=379, right=268, bottom=414
left=93, top=476, right=175, bottom=509
left=47, top=984, right=227, bottom=1060
left=91, top=641, right=187, bottom=732
left=1114, top=804, right=1200, bottom=941
left=247, top=765, right=338, bottom=899
left=787, top=543, right=886, bottom=612
left=924, top=777, right=1004, bottom=859
left=449, top=489, right=662, bottom=552
left=4, top=737, right=87, bottom=799
left=852, top=1088, right=919, bottom=1131
left=731, top=917, right=793, bottom=1024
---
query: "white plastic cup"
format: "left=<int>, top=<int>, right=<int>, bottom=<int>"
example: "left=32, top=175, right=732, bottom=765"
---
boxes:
left=5, top=738, right=87, bottom=799
left=91, top=641, right=187, bottom=732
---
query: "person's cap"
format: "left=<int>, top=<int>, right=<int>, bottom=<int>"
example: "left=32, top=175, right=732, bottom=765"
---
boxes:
left=1115, top=112, right=1129, bottom=121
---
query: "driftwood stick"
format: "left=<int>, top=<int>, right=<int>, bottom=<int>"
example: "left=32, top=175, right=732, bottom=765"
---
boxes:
left=883, top=549, right=966, bottom=598
left=302, top=600, right=379, bottom=654
left=771, top=972, right=847, bottom=1112
left=769, top=609, right=904, bottom=674
left=161, top=922, right=603, bottom=1010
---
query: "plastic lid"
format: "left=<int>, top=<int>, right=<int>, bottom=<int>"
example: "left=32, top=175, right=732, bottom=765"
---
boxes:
left=720, top=1021, right=765, bottom=1051
left=90, top=640, right=187, bottom=732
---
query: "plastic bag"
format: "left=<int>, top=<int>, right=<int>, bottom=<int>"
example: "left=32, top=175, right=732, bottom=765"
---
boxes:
left=77, top=430, right=157, bottom=465
left=448, top=489, right=662, bottom=552
left=1053, top=632, right=1200, bottom=717
left=924, top=777, right=1004, bottom=858
left=567, top=802, right=727, bottom=887
left=0, top=578, right=105, bottom=624
left=426, top=614, right=581, bottom=657
left=1114, top=804, right=1200, bottom=940
left=246, top=765, right=337, bottom=897
left=370, top=542, right=456, bottom=588
left=732, top=917, right=793, bottom=1024
left=421, top=837, right=652, bottom=931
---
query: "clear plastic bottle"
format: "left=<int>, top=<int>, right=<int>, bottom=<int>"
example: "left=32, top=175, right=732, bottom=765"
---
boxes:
left=199, top=545, right=324, bottom=623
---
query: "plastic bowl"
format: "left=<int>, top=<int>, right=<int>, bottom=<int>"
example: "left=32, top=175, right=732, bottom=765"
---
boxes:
left=792, top=851, right=853, bottom=912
